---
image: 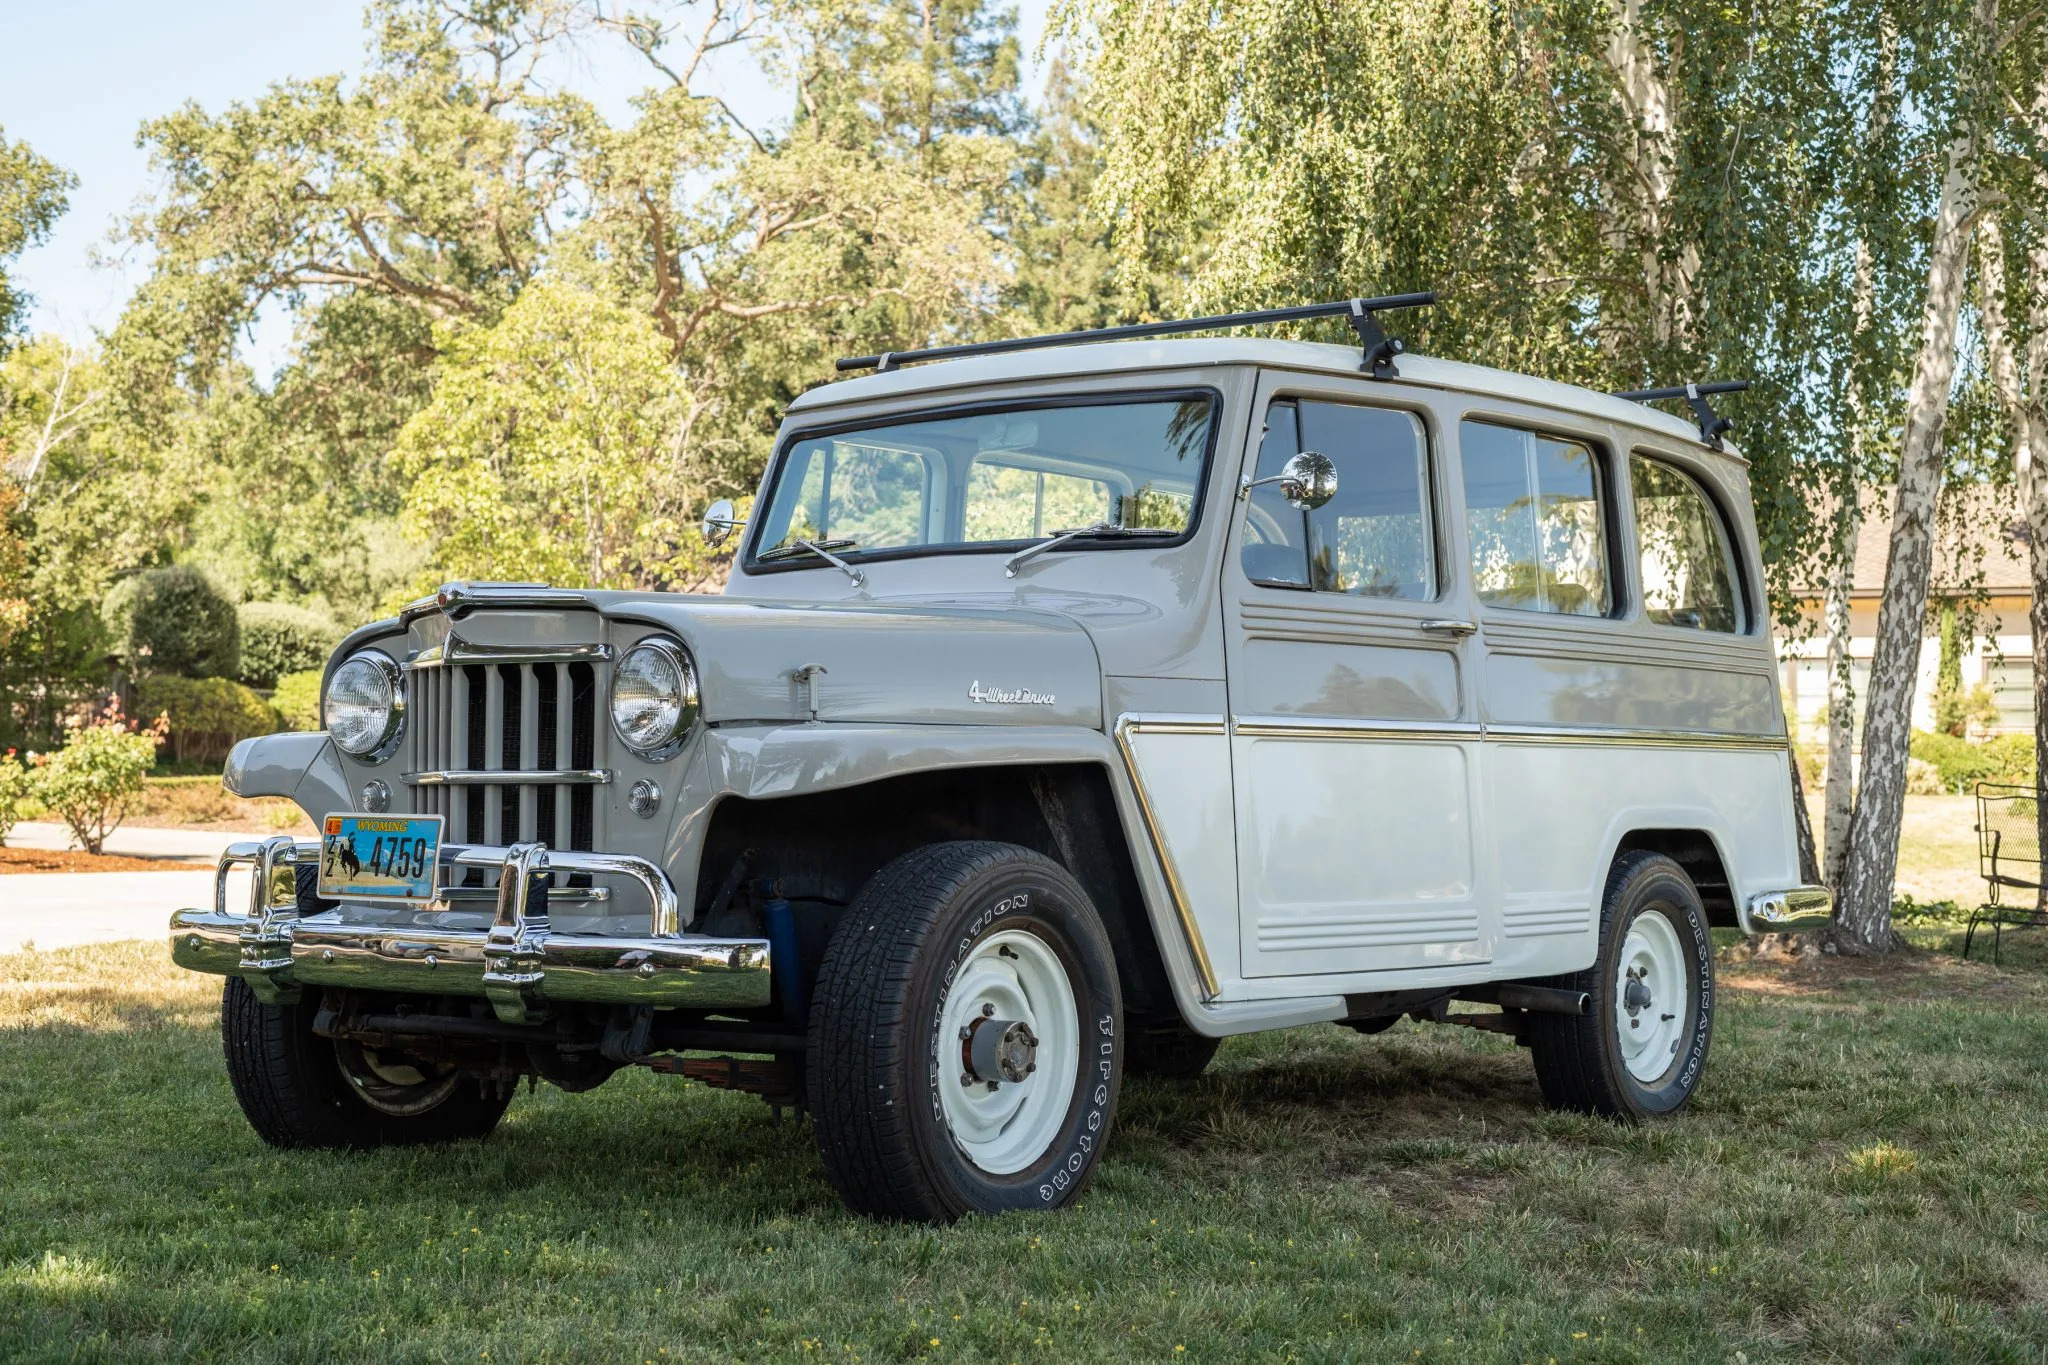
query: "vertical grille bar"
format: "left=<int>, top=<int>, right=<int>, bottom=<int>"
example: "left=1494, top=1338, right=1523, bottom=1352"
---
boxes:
left=482, top=665, right=505, bottom=845
left=498, top=665, right=521, bottom=845
left=518, top=664, right=539, bottom=842
left=462, top=665, right=486, bottom=846
left=553, top=662, right=573, bottom=853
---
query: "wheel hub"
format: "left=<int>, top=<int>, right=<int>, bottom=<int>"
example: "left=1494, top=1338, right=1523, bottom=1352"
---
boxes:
left=1613, top=908, right=1690, bottom=1085
left=964, top=1014, right=1039, bottom=1086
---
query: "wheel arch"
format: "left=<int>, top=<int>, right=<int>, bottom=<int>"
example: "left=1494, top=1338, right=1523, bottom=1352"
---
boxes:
left=1607, top=826, right=1737, bottom=928
left=690, top=757, right=1185, bottom=1024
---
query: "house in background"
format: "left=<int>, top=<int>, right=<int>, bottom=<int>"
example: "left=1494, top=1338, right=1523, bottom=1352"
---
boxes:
left=1779, top=490, right=2035, bottom=743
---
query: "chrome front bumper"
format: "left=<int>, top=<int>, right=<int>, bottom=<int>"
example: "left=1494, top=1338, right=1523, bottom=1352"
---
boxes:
left=1740, top=885, right=1833, bottom=935
left=169, top=837, right=770, bottom=1023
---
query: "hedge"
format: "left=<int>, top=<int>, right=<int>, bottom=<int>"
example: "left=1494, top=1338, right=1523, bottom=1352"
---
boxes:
left=102, top=566, right=239, bottom=678
left=238, top=602, right=343, bottom=688
left=1907, top=730, right=2037, bottom=795
left=133, top=675, right=282, bottom=766
left=272, top=669, right=324, bottom=732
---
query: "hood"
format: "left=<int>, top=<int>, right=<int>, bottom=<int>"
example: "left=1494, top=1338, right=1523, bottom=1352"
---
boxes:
left=595, top=593, right=1104, bottom=728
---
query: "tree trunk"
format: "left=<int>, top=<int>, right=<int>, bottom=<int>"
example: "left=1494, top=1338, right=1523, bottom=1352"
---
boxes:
left=1834, top=34, right=1992, bottom=950
left=1602, top=0, right=1701, bottom=352
left=1977, top=75, right=2048, bottom=903
left=1822, top=499, right=1858, bottom=887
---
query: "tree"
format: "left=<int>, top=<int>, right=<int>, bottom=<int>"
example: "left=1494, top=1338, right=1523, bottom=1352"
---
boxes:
left=392, top=277, right=698, bottom=589
left=1834, top=0, right=2004, bottom=952
left=0, top=128, right=72, bottom=348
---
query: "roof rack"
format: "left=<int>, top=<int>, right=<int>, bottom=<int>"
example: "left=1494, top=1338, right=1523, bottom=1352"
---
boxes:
left=1612, top=380, right=1750, bottom=450
left=837, top=291, right=1439, bottom=380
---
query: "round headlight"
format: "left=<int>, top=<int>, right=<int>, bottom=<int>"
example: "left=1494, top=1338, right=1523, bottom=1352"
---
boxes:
left=326, top=652, right=404, bottom=760
left=610, top=638, right=699, bottom=759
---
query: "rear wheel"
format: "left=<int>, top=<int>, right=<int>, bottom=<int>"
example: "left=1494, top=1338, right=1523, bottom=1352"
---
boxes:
left=806, top=841, right=1123, bottom=1221
left=1528, top=851, right=1715, bottom=1119
left=221, top=979, right=510, bottom=1149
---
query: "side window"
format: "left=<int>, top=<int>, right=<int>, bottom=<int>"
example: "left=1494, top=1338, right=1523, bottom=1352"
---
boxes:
left=1631, top=455, right=1745, bottom=632
left=1240, top=398, right=1436, bottom=600
left=1460, top=420, right=1610, bottom=617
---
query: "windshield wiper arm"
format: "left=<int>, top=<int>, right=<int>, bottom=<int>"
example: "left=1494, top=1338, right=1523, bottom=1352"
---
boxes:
left=1003, top=523, right=1176, bottom=578
left=759, top=537, right=865, bottom=587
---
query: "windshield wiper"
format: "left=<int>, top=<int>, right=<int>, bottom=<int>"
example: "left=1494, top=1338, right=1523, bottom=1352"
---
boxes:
left=1003, top=523, right=1177, bottom=578
left=759, top=537, right=865, bottom=587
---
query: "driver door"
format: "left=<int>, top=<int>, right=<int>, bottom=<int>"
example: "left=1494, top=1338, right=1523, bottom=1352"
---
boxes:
left=1224, top=373, right=1496, bottom=978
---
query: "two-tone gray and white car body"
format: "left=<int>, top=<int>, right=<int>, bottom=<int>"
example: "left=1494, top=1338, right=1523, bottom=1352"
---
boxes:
left=173, top=333, right=1828, bottom=1216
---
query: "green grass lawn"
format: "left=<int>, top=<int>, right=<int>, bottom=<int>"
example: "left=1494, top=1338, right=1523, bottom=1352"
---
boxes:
left=5, top=933, right=2048, bottom=1362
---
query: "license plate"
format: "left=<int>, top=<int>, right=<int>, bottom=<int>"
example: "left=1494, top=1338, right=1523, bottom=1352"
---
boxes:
left=317, top=813, right=443, bottom=902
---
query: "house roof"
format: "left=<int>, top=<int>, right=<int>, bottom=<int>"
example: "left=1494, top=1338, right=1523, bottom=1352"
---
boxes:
left=1832, top=487, right=2032, bottom=595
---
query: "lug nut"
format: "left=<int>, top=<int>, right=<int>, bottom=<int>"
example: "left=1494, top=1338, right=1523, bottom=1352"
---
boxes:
left=981, top=1002, right=995, bottom=1017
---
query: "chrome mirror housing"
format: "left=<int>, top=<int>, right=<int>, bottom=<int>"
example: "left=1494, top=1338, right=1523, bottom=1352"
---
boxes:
left=1240, top=451, right=1338, bottom=511
left=1278, top=451, right=1338, bottom=510
left=701, top=498, right=744, bottom=547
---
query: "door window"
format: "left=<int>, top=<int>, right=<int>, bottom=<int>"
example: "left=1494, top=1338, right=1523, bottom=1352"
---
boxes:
left=1630, top=456, right=1745, bottom=632
left=1461, top=421, right=1610, bottom=616
left=1240, top=399, right=1436, bottom=599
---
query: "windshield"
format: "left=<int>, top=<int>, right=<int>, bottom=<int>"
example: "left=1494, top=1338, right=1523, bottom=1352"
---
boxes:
left=748, top=393, right=1218, bottom=569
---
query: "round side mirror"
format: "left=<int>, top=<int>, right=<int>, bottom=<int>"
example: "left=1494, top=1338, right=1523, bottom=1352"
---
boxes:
left=1279, top=451, right=1338, bottom=511
left=701, top=498, right=743, bottom=547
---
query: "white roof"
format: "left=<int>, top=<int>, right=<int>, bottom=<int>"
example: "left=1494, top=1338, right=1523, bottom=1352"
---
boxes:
left=787, top=337, right=1735, bottom=460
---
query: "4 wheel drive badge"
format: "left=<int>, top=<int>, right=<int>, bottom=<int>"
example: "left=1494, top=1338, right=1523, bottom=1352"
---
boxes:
left=969, top=680, right=1056, bottom=706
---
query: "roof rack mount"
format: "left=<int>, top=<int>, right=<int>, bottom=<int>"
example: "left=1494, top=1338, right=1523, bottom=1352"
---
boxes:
left=1612, top=379, right=1750, bottom=450
left=837, top=291, right=1438, bottom=380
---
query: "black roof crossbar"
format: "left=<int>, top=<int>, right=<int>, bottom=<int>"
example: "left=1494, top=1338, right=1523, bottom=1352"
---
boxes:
left=837, top=291, right=1438, bottom=380
left=1612, top=380, right=1750, bottom=450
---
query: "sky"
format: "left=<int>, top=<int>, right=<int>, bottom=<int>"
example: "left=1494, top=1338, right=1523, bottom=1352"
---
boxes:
left=1, top=0, right=1055, bottom=366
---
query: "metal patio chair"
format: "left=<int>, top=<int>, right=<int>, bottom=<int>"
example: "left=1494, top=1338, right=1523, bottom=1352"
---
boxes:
left=1965, top=782, right=2048, bottom=962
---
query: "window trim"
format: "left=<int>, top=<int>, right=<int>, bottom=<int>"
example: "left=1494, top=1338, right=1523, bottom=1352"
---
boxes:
left=1458, top=416, right=1620, bottom=621
left=1236, top=391, right=1446, bottom=604
left=1626, top=449, right=1755, bottom=636
left=741, top=387, right=1224, bottom=576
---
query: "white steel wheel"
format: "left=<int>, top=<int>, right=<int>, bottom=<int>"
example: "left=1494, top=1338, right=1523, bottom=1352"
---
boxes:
left=936, top=928, right=1082, bottom=1175
left=1614, top=908, right=1689, bottom=1084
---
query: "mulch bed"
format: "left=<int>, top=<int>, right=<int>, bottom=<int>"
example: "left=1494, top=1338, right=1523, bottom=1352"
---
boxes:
left=0, top=846, right=211, bottom=874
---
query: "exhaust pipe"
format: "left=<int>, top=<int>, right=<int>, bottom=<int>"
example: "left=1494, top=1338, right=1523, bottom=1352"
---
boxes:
left=1496, top=984, right=1590, bottom=1015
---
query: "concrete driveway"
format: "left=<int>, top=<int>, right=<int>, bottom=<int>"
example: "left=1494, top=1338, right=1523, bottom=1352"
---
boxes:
left=2, top=823, right=257, bottom=953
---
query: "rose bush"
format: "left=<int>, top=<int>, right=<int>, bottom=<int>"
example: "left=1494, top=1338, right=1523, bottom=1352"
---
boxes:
left=30, top=705, right=166, bottom=854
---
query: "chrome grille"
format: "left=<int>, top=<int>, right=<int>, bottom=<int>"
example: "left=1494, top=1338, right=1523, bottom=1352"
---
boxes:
left=406, top=652, right=608, bottom=879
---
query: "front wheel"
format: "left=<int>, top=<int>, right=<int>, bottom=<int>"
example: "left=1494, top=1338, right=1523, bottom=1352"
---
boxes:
left=806, top=841, right=1123, bottom=1221
left=1528, top=851, right=1715, bottom=1120
left=221, top=979, right=511, bottom=1149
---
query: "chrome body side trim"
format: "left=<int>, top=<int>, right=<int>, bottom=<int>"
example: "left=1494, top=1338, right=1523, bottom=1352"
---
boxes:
left=1740, top=885, right=1832, bottom=935
left=405, top=768, right=612, bottom=787
left=1229, top=715, right=1788, bottom=751
left=169, top=838, right=766, bottom=1018
left=1112, top=715, right=1224, bottom=1002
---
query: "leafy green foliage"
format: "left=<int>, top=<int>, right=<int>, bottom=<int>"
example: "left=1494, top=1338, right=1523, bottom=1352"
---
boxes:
left=0, top=127, right=73, bottom=347
left=1909, top=729, right=2037, bottom=794
left=131, top=675, right=281, bottom=765
left=270, top=669, right=323, bottom=733
left=0, top=747, right=28, bottom=844
left=26, top=705, right=163, bottom=853
left=102, top=566, right=239, bottom=679
left=235, top=602, right=341, bottom=689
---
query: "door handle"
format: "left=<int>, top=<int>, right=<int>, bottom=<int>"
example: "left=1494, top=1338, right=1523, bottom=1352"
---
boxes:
left=1418, top=618, right=1478, bottom=638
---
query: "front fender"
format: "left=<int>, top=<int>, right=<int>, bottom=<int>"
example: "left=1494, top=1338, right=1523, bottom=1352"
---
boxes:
left=223, top=732, right=350, bottom=819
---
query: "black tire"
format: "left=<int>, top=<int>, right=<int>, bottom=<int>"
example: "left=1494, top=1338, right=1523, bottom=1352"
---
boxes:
left=1124, top=1022, right=1221, bottom=1080
left=1528, top=851, right=1715, bottom=1120
left=806, top=841, right=1123, bottom=1222
left=220, top=978, right=511, bottom=1149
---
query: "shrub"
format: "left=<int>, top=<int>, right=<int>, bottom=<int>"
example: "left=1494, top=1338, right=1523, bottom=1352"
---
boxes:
left=102, top=566, right=240, bottom=678
left=133, top=676, right=282, bottom=765
left=29, top=705, right=164, bottom=854
left=1908, top=730, right=2037, bottom=795
left=237, top=602, right=342, bottom=688
left=0, top=749, right=29, bottom=845
left=272, top=669, right=324, bottom=732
